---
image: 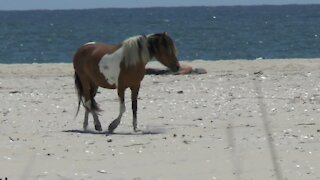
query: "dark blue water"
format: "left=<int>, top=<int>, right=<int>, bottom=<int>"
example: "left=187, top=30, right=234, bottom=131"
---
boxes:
left=1, top=5, right=320, bottom=64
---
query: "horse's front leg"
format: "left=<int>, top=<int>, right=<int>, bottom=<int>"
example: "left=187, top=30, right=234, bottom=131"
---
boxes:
left=108, top=87, right=126, bottom=133
left=130, top=85, right=140, bottom=132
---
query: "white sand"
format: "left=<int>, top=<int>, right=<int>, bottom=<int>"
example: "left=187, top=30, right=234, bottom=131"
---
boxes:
left=0, top=59, right=320, bottom=179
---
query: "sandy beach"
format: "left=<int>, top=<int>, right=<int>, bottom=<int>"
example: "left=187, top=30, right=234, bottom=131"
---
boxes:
left=0, top=59, right=320, bottom=180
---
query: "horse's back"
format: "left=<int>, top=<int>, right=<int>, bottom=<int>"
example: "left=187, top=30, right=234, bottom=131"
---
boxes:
left=73, top=42, right=119, bottom=67
left=73, top=42, right=120, bottom=89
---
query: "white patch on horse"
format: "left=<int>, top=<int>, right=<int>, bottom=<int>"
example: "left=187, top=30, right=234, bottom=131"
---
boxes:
left=83, top=42, right=96, bottom=46
left=98, top=47, right=124, bottom=87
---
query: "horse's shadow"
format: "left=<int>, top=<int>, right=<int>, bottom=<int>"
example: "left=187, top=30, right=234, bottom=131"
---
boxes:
left=62, top=129, right=108, bottom=135
left=62, top=129, right=164, bottom=136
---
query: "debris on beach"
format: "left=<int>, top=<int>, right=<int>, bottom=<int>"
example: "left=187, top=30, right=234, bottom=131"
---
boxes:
left=97, top=170, right=107, bottom=174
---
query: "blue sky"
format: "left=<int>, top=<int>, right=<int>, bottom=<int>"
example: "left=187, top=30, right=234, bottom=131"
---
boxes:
left=0, top=0, right=320, bottom=10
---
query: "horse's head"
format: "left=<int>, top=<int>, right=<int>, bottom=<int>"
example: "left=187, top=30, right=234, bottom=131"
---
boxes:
left=148, top=32, right=180, bottom=72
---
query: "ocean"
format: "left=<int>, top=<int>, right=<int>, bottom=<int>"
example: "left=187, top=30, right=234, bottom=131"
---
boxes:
left=1, top=5, right=320, bottom=64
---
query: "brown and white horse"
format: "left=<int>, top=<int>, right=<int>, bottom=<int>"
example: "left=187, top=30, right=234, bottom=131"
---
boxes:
left=73, top=32, right=180, bottom=133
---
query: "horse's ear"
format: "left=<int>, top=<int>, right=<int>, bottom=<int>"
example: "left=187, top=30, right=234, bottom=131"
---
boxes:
left=163, top=32, right=168, bottom=36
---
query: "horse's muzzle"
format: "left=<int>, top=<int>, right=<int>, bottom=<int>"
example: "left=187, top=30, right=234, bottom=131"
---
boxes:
left=170, top=64, right=180, bottom=72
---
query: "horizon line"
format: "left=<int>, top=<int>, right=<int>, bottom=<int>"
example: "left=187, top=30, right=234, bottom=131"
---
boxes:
left=0, top=3, right=319, bottom=12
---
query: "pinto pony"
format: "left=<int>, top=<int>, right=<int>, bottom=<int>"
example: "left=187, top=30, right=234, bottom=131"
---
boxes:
left=73, top=33, right=180, bottom=133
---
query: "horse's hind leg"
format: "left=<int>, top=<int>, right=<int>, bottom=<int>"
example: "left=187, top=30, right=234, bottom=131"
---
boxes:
left=92, top=106, right=102, bottom=131
left=82, top=80, right=102, bottom=131
left=88, top=85, right=102, bottom=131
left=83, top=109, right=89, bottom=130
left=84, top=100, right=101, bottom=131
left=83, top=99, right=102, bottom=131
left=108, top=86, right=126, bottom=133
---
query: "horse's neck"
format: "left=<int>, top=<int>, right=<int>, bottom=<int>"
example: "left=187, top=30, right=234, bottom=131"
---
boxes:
left=148, top=43, right=156, bottom=60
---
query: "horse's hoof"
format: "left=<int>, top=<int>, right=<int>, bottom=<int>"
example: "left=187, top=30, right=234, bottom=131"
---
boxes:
left=83, top=124, right=88, bottom=131
left=134, top=127, right=142, bottom=133
left=108, top=125, right=115, bottom=134
left=95, top=125, right=102, bottom=131
left=108, top=128, right=114, bottom=134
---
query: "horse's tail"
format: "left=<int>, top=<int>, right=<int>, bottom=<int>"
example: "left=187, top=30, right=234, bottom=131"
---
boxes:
left=74, top=72, right=84, bottom=117
left=74, top=72, right=101, bottom=117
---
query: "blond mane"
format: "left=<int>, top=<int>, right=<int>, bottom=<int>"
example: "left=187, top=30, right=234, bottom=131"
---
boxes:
left=122, top=35, right=150, bottom=67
